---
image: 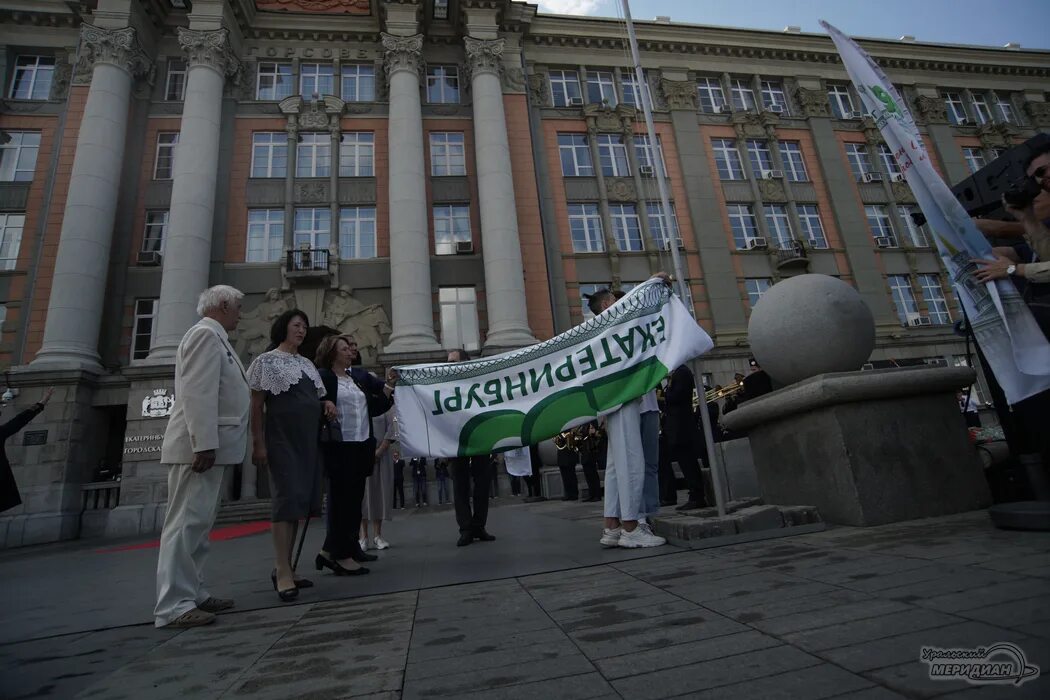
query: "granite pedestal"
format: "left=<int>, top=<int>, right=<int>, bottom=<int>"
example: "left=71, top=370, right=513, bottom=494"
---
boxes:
left=721, top=366, right=990, bottom=527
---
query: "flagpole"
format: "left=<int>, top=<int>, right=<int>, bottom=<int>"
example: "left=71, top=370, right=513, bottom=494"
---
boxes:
left=621, top=0, right=727, bottom=517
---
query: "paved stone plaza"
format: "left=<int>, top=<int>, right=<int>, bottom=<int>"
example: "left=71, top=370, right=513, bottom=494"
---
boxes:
left=2, top=500, right=1048, bottom=699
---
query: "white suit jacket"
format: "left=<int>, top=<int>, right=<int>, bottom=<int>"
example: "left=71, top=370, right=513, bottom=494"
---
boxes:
left=161, top=317, right=250, bottom=466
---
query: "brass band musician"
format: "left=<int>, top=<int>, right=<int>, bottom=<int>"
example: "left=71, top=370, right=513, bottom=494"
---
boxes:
left=574, top=420, right=604, bottom=502
left=554, top=428, right=581, bottom=501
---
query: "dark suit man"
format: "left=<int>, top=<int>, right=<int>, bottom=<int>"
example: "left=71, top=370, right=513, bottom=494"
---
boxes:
left=665, top=364, right=709, bottom=511
left=447, top=348, right=495, bottom=546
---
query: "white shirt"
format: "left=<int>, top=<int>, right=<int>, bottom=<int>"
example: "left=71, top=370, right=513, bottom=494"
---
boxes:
left=640, top=389, right=659, bottom=414
left=336, top=375, right=371, bottom=442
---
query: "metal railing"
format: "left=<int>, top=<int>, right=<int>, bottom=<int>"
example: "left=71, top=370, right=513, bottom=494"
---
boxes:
left=287, top=248, right=329, bottom=272
left=775, top=239, right=808, bottom=267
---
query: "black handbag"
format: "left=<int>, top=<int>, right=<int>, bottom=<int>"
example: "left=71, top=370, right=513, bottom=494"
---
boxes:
left=320, top=418, right=342, bottom=443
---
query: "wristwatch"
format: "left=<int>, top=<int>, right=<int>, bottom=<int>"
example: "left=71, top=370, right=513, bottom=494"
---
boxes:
left=1006, top=264, right=1017, bottom=276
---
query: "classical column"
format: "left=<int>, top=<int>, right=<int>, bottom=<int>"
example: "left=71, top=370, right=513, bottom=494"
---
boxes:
left=382, top=33, right=441, bottom=353
left=32, top=25, right=151, bottom=369
left=465, top=37, right=538, bottom=348
left=149, top=28, right=240, bottom=360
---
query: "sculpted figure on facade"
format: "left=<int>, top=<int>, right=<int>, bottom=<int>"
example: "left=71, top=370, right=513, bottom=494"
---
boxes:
left=913, top=95, right=948, bottom=125
left=527, top=71, right=551, bottom=107
left=231, top=288, right=293, bottom=362
left=73, top=24, right=153, bottom=85
left=1024, top=100, right=1050, bottom=127
left=321, top=286, right=392, bottom=366
left=659, top=79, right=697, bottom=111
left=794, top=87, right=829, bottom=118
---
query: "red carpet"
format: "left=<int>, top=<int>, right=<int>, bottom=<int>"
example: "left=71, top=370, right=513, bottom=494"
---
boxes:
left=95, top=521, right=271, bottom=553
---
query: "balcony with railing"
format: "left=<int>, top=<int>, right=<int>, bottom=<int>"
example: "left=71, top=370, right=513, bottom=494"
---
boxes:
left=283, top=246, right=334, bottom=287
left=775, top=239, right=809, bottom=270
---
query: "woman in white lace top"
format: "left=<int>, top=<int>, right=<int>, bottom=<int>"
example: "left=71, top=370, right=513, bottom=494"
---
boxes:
left=246, top=309, right=333, bottom=602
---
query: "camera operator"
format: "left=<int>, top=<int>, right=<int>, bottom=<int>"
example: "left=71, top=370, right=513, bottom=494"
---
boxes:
left=975, top=145, right=1050, bottom=258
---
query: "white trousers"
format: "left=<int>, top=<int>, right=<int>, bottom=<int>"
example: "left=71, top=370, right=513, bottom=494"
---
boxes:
left=603, top=399, right=645, bottom=522
left=154, top=464, right=226, bottom=627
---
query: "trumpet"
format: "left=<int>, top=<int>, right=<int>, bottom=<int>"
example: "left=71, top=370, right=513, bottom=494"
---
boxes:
left=692, top=381, right=745, bottom=410
left=554, top=430, right=577, bottom=450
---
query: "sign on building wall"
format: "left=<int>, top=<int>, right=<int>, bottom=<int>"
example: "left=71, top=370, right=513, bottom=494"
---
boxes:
left=141, top=389, right=174, bottom=419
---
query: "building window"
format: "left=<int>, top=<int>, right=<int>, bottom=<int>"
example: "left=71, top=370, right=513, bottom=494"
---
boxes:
left=339, top=132, right=374, bottom=177
left=877, top=144, right=901, bottom=175
left=796, top=204, right=828, bottom=248
left=568, top=203, right=604, bottom=253
left=827, top=83, right=856, bottom=118
left=970, top=93, right=992, bottom=125
left=990, top=147, right=1007, bottom=160
left=621, top=71, right=651, bottom=110
left=0, top=131, right=41, bottom=182
left=339, top=206, right=377, bottom=259
left=293, top=207, right=330, bottom=249
left=142, top=211, right=168, bottom=254
left=696, top=77, right=727, bottom=113
left=728, top=204, right=759, bottom=249
left=962, top=147, right=986, bottom=174
left=250, top=132, right=288, bottom=178
left=760, top=80, right=789, bottom=114
left=596, top=134, right=630, bottom=177
left=154, top=132, right=179, bottom=180
left=558, top=133, right=593, bottom=177
left=430, top=132, right=466, bottom=176
left=898, top=205, right=930, bottom=248
left=0, top=213, right=25, bottom=270
left=845, top=143, right=873, bottom=180
left=993, top=93, right=1017, bottom=124
left=888, top=274, right=918, bottom=324
left=865, top=205, right=897, bottom=246
left=434, top=205, right=471, bottom=255
left=426, top=65, right=460, bottom=104
left=763, top=204, right=793, bottom=249
left=341, top=64, right=375, bottom=102
left=257, top=62, right=294, bottom=101
left=246, top=209, right=284, bottom=262
left=132, top=299, right=158, bottom=361
left=919, top=274, right=952, bottom=325
left=579, top=282, right=610, bottom=321
left=712, top=138, right=745, bottom=180
left=746, top=140, right=774, bottom=176
left=745, top=278, right=772, bottom=309
left=779, top=141, right=808, bottom=182
left=634, top=135, right=666, bottom=177
left=646, top=202, right=682, bottom=249
left=10, top=56, right=54, bottom=100
left=549, top=69, right=582, bottom=107
left=439, top=287, right=480, bottom=352
left=609, top=203, right=643, bottom=252
left=942, top=91, right=968, bottom=125
left=586, top=70, right=617, bottom=106
left=729, top=78, right=757, bottom=111
left=300, top=63, right=334, bottom=98
left=165, top=58, right=186, bottom=101
left=296, top=133, right=331, bottom=178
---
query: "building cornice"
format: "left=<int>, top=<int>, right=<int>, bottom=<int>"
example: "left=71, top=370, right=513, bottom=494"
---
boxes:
left=527, top=16, right=1050, bottom=78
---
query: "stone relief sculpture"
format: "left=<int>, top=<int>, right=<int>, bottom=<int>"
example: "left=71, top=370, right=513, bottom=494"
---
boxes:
left=232, top=287, right=391, bottom=366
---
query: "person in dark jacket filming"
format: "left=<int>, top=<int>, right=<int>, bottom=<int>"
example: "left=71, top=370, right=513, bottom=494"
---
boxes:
left=0, top=387, right=54, bottom=514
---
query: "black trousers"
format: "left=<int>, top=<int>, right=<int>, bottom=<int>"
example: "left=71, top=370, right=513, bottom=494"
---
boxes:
left=322, top=439, right=374, bottom=560
left=556, top=449, right=579, bottom=499
left=451, top=456, right=490, bottom=534
left=580, top=455, right=601, bottom=500
left=393, top=478, right=404, bottom=508
left=510, top=476, right=521, bottom=496
left=658, top=437, right=677, bottom=504
left=673, top=444, right=708, bottom=506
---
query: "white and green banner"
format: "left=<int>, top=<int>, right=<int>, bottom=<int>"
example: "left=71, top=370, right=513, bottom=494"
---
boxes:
left=394, top=279, right=713, bottom=458
left=823, top=21, right=1050, bottom=405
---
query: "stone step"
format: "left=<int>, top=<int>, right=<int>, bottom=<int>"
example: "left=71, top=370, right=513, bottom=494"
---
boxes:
left=651, top=502, right=822, bottom=542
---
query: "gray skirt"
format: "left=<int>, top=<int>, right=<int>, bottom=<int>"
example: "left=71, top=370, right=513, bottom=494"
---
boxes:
left=265, top=374, right=323, bottom=521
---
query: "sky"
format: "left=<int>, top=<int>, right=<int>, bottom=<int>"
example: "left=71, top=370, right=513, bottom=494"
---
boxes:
left=536, top=0, right=1050, bottom=50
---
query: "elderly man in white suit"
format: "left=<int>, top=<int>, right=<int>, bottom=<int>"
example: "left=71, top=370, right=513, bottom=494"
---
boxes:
left=154, top=285, right=249, bottom=628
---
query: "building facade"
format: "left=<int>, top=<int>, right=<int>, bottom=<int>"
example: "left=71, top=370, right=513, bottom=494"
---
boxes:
left=1, top=0, right=1047, bottom=547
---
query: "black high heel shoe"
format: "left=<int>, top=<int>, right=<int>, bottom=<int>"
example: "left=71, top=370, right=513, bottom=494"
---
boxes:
left=315, top=553, right=370, bottom=576
left=271, top=569, right=299, bottom=602
left=272, top=568, right=312, bottom=589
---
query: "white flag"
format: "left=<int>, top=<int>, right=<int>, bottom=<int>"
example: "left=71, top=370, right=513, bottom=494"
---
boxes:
left=394, top=279, right=713, bottom=458
left=823, top=20, right=1050, bottom=404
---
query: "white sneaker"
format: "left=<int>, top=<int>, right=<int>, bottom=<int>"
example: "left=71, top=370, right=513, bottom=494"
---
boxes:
left=374, top=536, right=390, bottom=550
left=619, top=524, right=667, bottom=548
left=359, top=537, right=369, bottom=552
left=600, top=527, right=623, bottom=547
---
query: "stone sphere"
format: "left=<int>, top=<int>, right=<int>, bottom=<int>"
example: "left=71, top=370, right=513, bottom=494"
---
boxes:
left=748, top=274, right=875, bottom=386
